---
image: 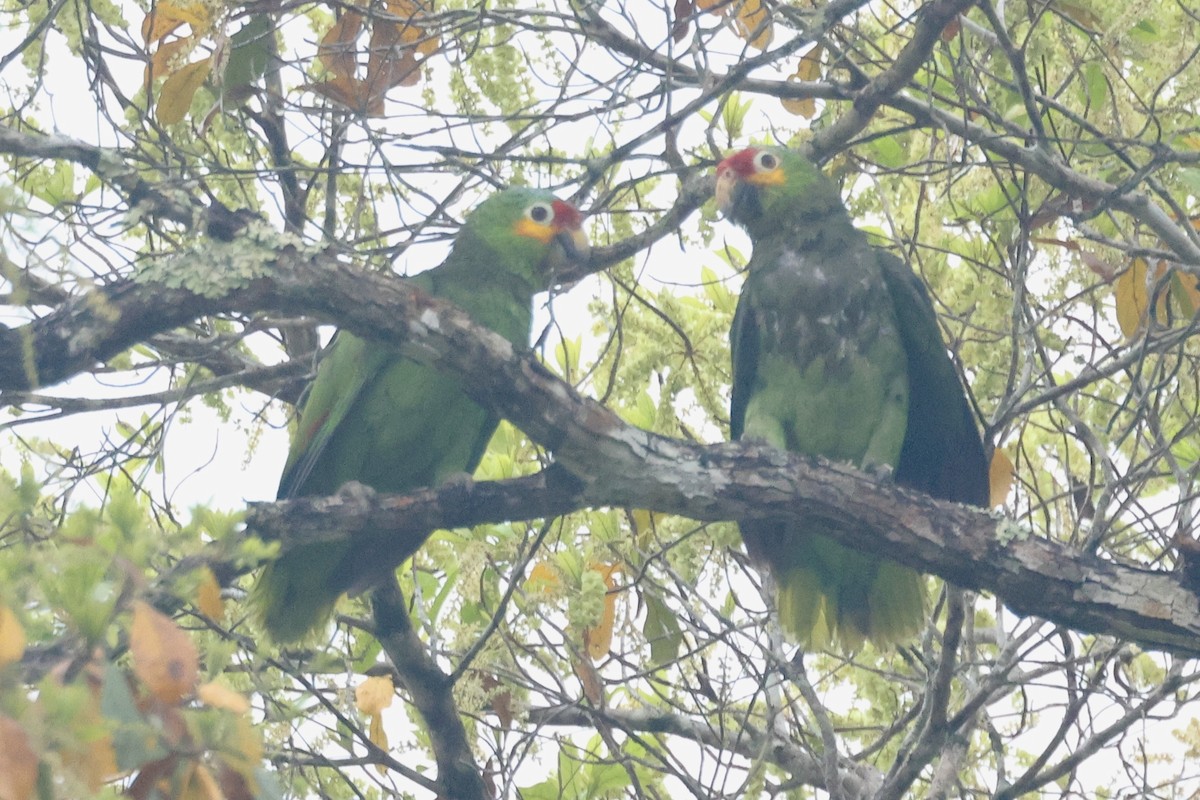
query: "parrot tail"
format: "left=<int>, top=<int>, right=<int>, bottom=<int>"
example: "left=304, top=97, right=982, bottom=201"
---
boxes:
left=253, top=543, right=344, bottom=643
left=776, top=535, right=927, bottom=651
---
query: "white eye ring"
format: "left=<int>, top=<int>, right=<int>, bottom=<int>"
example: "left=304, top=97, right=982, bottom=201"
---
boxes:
left=525, top=202, right=554, bottom=224
left=755, top=151, right=778, bottom=171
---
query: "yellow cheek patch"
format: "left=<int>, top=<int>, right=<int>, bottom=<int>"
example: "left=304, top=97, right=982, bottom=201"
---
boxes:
left=515, top=218, right=556, bottom=243
left=747, top=168, right=786, bottom=187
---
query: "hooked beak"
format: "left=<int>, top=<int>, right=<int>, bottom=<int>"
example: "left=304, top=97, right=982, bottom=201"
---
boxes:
left=544, top=226, right=591, bottom=288
left=715, top=166, right=740, bottom=217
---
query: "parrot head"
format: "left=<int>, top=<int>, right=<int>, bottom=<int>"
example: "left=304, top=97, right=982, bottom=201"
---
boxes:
left=461, top=187, right=591, bottom=287
left=715, top=146, right=838, bottom=238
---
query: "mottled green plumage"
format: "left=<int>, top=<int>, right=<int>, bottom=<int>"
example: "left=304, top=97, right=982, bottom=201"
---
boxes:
left=254, top=188, right=588, bottom=642
left=717, top=147, right=988, bottom=650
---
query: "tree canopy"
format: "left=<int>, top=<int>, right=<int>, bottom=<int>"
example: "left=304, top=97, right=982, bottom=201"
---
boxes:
left=3, top=0, right=1200, bottom=798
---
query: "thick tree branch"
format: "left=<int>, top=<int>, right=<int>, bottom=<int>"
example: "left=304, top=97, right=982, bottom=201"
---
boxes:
left=3, top=239, right=1199, bottom=655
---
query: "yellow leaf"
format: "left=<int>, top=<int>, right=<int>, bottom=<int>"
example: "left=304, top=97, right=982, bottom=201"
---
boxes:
left=368, top=713, right=389, bottom=773
left=130, top=600, right=199, bottom=704
left=732, top=0, right=772, bottom=50
left=988, top=450, right=1014, bottom=508
left=1115, top=257, right=1149, bottom=337
left=0, top=716, right=37, bottom=800
left=583, top=563, right=621, bottom=661
left=0, top=605, right=26, bottom=668
left=141, top=1, right=210, bottom=44
left=355, top=674, right=394, bottom=715
left=781, top=46, right=822, bottom=116
left=198, top=681, right=250, bottom=714
left=526, top=562, right=561, bottom=593
left=155, top=57, right=212, bottom=125
left=195, top=566, right=224, bottom=621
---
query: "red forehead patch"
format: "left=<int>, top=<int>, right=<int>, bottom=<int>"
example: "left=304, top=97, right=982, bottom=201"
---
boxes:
left=551, top=199, right=583, bottom=228
left=717, top=147, right=759, bottom=177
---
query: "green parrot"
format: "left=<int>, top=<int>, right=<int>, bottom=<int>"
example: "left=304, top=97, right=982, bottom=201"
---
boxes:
left=254, top=188, right=590, bottom=643
left=715, top=146, right=989, bottom=650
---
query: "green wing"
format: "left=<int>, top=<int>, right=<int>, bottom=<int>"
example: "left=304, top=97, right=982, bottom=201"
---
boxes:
left=255, top=331, right=499, bottom=643
left=878, top=251, right=989, bottom=507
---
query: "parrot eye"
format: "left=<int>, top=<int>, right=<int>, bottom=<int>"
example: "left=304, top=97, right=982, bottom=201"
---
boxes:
left=526, top=202, right=553, bottom=224
left=755, top=151, right=778, bottom=171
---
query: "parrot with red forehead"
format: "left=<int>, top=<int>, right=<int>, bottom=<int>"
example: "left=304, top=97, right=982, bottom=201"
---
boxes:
left=715, top=146, right=988, bottom=650
left=254, top=188, right=590, bottom=643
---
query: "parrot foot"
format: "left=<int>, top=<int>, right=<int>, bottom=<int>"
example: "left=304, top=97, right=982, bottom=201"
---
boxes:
left=335, top=480, right=378, bottom=511
left=439, top=471, right=477, bottom=490
left=862, top=462, right=895, bottom=483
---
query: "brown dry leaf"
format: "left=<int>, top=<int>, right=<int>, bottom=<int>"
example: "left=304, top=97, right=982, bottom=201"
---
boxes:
left=0, top=605, right=25, bottom=668
left=305, top=75, right=385, bottom=116
left=941, top=15, right=961, bottom=41
left=695, top=0, right=725, bottom=13
left=781, top=45, right=822, bottom=117
left=318, top=12, right=364, bottom=78
left=130, top=600, right=200, bottom=704
left=480, top=673, right=513, bottom=729
left=583, top=562, right=620, bottom=661
left=988, top=450, right=1015, bottom=508
left=367, top=25, right=421, bottom=90
left=732, top=0, right=772, bottom=50
left=144, top=36, right=194, bottom=89
left=671, top=0, right=693, bottom=41
left=197, top=681, right=250, bottom=714
left=195, top=566, right=224, bottom=621
left=155, top=56, right=212, bottom=125
left=0, top=716, right=38, bottom=800
left=355, top=674, right=394, bottom=715
left=572, top=653, right=603, bottom=706
left=141, top=1, right=209, bottom=44
left=1115, top=257, right=1149, bottom=337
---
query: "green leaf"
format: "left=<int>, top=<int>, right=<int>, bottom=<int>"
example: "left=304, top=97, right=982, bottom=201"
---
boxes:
left=221, top=15, right=273, bottom=101
left=642, top=590, right=682, bottom=666
left=100, top=661, right=165, bottom=771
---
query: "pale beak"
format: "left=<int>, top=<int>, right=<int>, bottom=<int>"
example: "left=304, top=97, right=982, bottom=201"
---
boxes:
left=715, top=168, right=739, bottom=217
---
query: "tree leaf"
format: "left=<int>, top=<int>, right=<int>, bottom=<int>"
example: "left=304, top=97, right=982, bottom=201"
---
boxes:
left=129, top=600, right=199, bottom=704
left=355, top=674, right=394, bottom=715
left=195, top=566, right=223, bottom=621
left=318, top=12, right=364, bottom=78
left=988, top=449, right=1014, bottom=508
left=780, top=46, right=822, bottom=117
left=1115, top=257, right=1149, bottom=337
left=0, top=716, right=37, bottom=800
left=0, top=605, right=25, bottom=667
left=155, top=57, right=212, bottom=125
left=732, top=0, right=772, bottom=50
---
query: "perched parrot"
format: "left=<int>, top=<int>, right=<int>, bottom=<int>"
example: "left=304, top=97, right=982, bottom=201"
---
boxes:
left=254, top=188, right=590, bottom=643
left=715, top=146, right=989, bottom=650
